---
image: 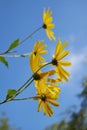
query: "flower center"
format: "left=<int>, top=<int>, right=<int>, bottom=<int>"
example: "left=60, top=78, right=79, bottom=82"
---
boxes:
left=34, top=51, right=37, bottom=56
left=41, top=94, right=46, bottom=101
left=42, top=24, right=47, bottom=29
left=33, top=73, right=41, bottom=80
left=51, top=58, right=58, bottom=66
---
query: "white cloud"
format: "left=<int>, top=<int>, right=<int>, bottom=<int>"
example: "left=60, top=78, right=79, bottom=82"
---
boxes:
left=68, top=46, right=87, bottom=74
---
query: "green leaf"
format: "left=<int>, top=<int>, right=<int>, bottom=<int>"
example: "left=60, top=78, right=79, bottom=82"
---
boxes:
left=0, top=56, right=8, bottom=67
left=8, top=39, right=19, bottom=51
left=6, top=89, right=17, bottom=100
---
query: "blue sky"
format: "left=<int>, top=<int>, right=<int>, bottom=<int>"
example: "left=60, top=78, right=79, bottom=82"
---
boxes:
left=0, top=0, right=87, bottom=130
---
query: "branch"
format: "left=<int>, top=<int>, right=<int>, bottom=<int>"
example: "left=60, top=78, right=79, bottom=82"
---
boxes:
left=0, top=53, right=30, bottom=58
left=0, top=61, right=51, bottom=105
left=0, top=26, right=42, bottom=56
left=19, top=26, right=42, bottom=45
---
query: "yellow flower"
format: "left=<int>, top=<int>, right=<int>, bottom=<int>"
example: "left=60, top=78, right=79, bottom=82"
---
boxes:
left=33, top=85, right=60, bottom=116
left=30, top=40, right=47, bottom=72
left=33, top=70, right=57, bottom=90
left=32, top=40, right=47, bottom=61
left=30, top=45, right=59, bottom=87
left=42, top=8, right=56, bottom=41
left=47, top=83, right=60, bottom=96
left=51, top=39, right=72, bottom=82
left=35, top=73, right=60, bottom=95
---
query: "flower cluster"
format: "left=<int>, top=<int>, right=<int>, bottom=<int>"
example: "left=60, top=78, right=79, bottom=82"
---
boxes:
left=0, top=8, right=72, bottom=117
left=28, top=8, right=72, bottom=116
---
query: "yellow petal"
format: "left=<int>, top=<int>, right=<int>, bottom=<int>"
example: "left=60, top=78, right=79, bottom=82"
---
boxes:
left=61, top=74, right=69, bottom=82
left=56, top=67, right=62, bottom=80
left=47, top=23, right=55, bottom=29
left=58, top=50, right=70, bottom=60
left=46, top=29, right=56, bottom=41
left=46, top=29, right=52, bottom=40
left=56, top=66, right=69, bottom=82
left=38, top=101, right=43, bottom=112
left=47, top=99, right=59, bottom=106
left=43, top=9, right=52, bottom=22
left=40, top=72, right=49, bottom=78
left=59, top=66, right=70, bottom=77
left=38, top=45, right=47, bottom=53
left=43, top=102, right=47, bottom=115
left=45, top=102, right=54, bottom=116
left=48, top=70, right=56, bottom=76
left=45, top=17, right=53, bottom=24
left=55, top=39, right=62, bottom=57
left=59, top=61, right=72, bottom=66
left=60, top=41, right=68, bottom=53
left=49, top=30, right=56, bottom=41
left=30, top=53, right=39, bottom=72
left=47, top=78, right=59, bottom=83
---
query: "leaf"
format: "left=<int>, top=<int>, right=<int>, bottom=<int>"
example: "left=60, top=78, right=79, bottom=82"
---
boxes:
left=0, top=56, right=8, bottom=67
left=6, top=89, right=17, bottom=100
left=8, top=39, right=19, bottom=51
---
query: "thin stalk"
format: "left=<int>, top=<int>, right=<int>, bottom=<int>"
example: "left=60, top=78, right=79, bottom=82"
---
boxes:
left=13, top=95, right=41, bottom=101
left=0, top=61, right=52, bottom=105
left=0, top=50, right=17, bottom=56
left=13, top=97, right=33, bottom=101
left=19, top=26, right=42, bottom=45
left=16, top=78, right=34, bottom=96
left=0, top=53, right=30, bottom=58
left=16, top=76, right=33, bottom=94
left=0, top=100, right=7, bottom=105
left=0, top=79, right=34, bottom=105
left=0, top=26, right=42, bottom=56
left=35, top=62, right=52, bottom=73
left=16, top=62, right=51, bottom=96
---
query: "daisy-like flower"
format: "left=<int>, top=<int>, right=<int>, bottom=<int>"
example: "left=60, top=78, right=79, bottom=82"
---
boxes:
left=30, top=43, right=58, bottom=88
left=33, top=69, right=58, bottom=90
left=51, top=39, right=72, bottom=82
left=30, top=52, right=59, bottom=87
left=30, top=40, right=47, bottom=68
left=42, top=8, right=56, bottom=41
left=33, top=84, right=60, bottom=116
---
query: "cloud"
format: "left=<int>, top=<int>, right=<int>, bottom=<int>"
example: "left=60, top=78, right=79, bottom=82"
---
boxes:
left=68, top=46, right=87, bottom=74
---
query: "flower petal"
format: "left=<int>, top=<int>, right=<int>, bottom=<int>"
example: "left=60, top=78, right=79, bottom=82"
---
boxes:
left=47, top=99, right=60, bottom=106
left=59, top=61, right=72, bottom=66
left=38, top=101, right=43, bottom=112
left=47, top=23, right=55, bottom=29
left=58, top=50, right=70, bottom=60
left=45, top=102, right=54, bottom=116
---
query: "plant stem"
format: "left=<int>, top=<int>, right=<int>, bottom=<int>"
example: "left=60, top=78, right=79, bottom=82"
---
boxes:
left=19, top=26, right=42, bottom=45
left=0, top=53, right=30, bottom=58
left=0, top=26, right=42, bottom=56
left=13, top=97, right=33, bottom=101
left=16, top=78, right=34, bottom=96
left=35, top=62, right=52, bottom=73
left=16, top=62, right=51, bottom=96
left=0, top=61, right=52, bottom=105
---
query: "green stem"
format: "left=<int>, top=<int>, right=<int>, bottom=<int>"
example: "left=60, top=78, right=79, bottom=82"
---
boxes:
left=0, top=61, right=52, bottom=105
left=0, top=79, right=34, bottom=105
left=12, top=97, right=33, bottom=101
left=19, top=26, right=42, bottom=45
left=16, top=62, right=51, bottom=96
left=0, top=26, right=42, bottom=56
left=35, top=62, right=52, bottom=73
left=0, top=53, right=30, bottom=58
left=16, top=78, right=34, bottom=96
left=0, top=100, right=7, bottom=105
